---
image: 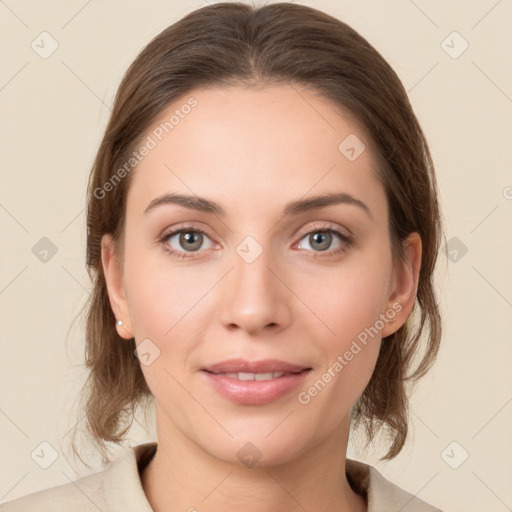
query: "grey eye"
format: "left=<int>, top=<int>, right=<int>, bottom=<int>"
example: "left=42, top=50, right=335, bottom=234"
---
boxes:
left=168, top=230, right=213, bottom=252
left=297, top=231, right=343, bottom=252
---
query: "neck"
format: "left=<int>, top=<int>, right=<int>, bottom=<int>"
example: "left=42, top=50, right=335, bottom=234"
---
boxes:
left=140, top=411, right=367, bottom=512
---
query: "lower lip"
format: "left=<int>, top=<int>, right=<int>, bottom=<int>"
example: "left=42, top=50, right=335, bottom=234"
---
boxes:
left=201, top=370, right=311, bottom=405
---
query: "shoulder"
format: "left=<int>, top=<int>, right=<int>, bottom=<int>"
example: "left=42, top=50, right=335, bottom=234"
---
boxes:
left=346, top=458, right=445, bottom=512
left=0, top=469, right=106, bottom=512
left=0, top=442, right=157, bottom=512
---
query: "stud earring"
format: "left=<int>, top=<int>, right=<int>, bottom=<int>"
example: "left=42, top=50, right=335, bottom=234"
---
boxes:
left=116, top=320, right=124, bottom=327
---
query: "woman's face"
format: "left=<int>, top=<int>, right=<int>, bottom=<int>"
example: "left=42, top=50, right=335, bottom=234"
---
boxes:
left=102, top=84, right=420, bottom=466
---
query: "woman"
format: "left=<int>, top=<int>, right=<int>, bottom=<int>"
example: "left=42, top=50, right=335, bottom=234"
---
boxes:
left=0, top=2, right=445, bottom=511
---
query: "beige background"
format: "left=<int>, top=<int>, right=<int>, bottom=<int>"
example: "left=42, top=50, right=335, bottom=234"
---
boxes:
left=1, top=1, right=511, bottom=510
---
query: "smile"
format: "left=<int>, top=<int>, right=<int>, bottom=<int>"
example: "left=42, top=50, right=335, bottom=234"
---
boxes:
left=200, top=359, right=312, bottom=405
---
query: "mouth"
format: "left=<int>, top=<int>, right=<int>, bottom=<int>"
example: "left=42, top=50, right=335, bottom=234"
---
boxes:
left=201, top=358, right=310, bottom=374
left=200, top=359, right=312, bottom=405
left=207, top=371, right=291, bottom=381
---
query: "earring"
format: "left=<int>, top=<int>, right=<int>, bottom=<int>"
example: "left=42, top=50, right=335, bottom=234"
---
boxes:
left=116, top=320, right=124, bottom=327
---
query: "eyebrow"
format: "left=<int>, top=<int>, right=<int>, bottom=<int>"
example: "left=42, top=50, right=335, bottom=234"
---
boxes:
left=144, top=191, right=372, bottom=219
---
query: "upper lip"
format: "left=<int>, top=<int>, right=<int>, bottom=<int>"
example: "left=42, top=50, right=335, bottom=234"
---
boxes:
left=201, top=359, right=310, bottom=374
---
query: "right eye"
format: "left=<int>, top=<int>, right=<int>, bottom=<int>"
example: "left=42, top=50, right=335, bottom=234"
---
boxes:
left=159, top=226, right=215, bottom=259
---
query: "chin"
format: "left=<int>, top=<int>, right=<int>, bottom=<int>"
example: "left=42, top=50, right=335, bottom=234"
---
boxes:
left=193, top=419, right=318, bottom=469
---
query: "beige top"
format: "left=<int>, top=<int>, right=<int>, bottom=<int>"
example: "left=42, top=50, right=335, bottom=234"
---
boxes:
left=0, top=442, right=443, bottom=511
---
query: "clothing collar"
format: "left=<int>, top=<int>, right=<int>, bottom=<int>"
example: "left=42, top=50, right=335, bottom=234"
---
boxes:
left=102, top=441, right=440, bottom=511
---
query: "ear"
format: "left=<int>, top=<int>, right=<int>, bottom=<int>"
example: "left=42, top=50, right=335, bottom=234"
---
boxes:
left=380, top=232, right=422, bottom=338
left=101, top=233, right=134, bottom=339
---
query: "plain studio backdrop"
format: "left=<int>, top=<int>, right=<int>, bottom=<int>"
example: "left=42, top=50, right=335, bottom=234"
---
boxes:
left=0, top=1, right=511, bottom=511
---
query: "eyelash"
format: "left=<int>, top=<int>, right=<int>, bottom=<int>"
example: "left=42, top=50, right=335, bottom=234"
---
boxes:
left=157, top=223, right=353, bottom=260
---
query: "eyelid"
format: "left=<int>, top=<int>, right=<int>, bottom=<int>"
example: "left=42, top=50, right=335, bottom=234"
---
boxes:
left=295, top=221, right=352, bottom=241
left=158, top=223, right=216, bottom=245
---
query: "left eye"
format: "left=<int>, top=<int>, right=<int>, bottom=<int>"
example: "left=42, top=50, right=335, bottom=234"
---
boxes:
left=297, top=229, right=347, bottom=252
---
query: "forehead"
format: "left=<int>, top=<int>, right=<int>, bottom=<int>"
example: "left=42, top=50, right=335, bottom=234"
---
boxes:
left=126, top=83, right=386, bottom=218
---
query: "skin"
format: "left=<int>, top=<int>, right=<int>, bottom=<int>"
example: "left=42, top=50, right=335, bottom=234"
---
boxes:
left=101, top=83, right=421, bottom=512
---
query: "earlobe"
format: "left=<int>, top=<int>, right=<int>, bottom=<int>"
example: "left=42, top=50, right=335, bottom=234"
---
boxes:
left=381, top=232, right=422, bottom=339
left=101, top=234, right=134, bottom=339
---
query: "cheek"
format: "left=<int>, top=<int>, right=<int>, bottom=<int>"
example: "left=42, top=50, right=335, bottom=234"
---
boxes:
left=294, top=249, right=393, bottom=345
left=292, top=246, right=391, bottom=404
left=123, top=238, right=211, bottom=337
left=301, top=341, right=380, bottom=421
left=123, top=257, right=210, bottom=406
left=295, top=268, right=385, bottom=419
left=122, top=249, right=219, bottom=402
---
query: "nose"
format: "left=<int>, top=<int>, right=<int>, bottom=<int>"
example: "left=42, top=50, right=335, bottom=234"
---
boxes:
left=219, top=241, right=291, bottom=336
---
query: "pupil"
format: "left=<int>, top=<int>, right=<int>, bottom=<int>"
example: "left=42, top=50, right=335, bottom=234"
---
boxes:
left=311, top=232, right=331, bottom=251
left=182, top=231, right=201, bottom=251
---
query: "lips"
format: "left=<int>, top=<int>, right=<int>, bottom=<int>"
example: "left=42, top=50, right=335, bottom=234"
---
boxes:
left=219, top=371, right=286, bottom=381
left=202, top=358, right=309, bottom=374
left=200, top=359, right=312, bottom=405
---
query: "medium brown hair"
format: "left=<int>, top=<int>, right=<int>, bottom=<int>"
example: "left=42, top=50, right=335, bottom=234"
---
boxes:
left=72, top=1, right=444, bottom=466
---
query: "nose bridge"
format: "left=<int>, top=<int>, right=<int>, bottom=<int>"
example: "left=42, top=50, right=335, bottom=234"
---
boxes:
left=220, top=234, right=289, bottom=333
